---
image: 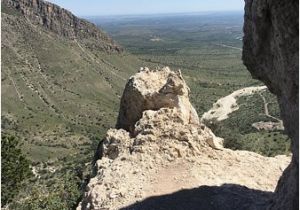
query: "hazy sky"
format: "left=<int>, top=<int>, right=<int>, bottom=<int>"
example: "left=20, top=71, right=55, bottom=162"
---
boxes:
left=46, top=0, right=244, bottom=16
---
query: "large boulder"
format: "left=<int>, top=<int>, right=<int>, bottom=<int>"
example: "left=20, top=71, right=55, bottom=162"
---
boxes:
left=116, top=67, right=200, bottom=133
left=243, top=0, right=299, bottom=209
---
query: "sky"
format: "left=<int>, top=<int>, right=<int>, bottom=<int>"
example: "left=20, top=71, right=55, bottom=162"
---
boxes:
left=46, top=0, right=244, bottom=16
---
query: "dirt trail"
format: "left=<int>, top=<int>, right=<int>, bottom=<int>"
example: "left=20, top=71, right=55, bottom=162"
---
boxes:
left=252, top=93, right=284, bottom=131
left=96, top=150, right=290, bottom=210
left=201, top=86, right=267, bottom=122
left=143, top=151, right=289, bottom=200
left=215, top=44, right=242, bottom=51
left=201, top=86, right=284, bottom=131
left=145, top=161, right=199, bottom=198
left=8, top=73, right=23, bottom=101
left=73, top=39, right=126, bottom=81
left=258, top=93, right=282, bottom=123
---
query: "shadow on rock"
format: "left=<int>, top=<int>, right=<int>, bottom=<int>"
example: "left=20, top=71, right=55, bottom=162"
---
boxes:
left=120, top=184, right=273, bottom=210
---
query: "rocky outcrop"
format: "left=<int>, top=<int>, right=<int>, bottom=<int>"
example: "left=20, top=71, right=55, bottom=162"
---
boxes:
left=2, top=0, right=123, bottom=53
left=78, top=67, right=290, bottom=210
left=116, top=67, right=200, bottom=133
left=243, top=0, right=299, bottom=209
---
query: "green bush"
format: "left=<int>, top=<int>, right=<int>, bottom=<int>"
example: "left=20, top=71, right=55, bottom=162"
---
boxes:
left=10, top=172, right=81, bottom=210
left=1, top=135, right=32, bottom=206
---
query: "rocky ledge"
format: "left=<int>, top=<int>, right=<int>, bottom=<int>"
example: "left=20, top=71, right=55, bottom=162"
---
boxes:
left=77, top=67, right=290, bottom=210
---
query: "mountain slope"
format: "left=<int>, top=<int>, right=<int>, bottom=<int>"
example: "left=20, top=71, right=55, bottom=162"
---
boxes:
left=3, top=0, right=122, bottom=52
left=1, top=0, right=144, bottom=207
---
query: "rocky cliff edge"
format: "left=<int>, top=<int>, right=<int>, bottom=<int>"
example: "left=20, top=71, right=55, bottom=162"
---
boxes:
left=77, top=67, right=290, bottom=210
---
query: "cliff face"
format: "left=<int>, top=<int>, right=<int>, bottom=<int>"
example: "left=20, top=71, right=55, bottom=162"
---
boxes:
left=2, top=0, right=123, bottom=53
left=78, top=67, right=290, bottom=210
left=243, top=0, right=299, bottom=209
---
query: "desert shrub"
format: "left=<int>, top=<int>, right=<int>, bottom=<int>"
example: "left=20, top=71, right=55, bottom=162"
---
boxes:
left=1, top=135, right=32, bottom=206
left=10, top=172, right=81, bottom=210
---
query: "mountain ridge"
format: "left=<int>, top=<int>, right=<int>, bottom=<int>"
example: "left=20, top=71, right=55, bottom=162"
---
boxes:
left=2, top=0, right=123, bottom=53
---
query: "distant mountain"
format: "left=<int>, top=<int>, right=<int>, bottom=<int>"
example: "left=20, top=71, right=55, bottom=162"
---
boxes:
left=1, top=0, right=144, bottom=206
left=3, top=0, right=123, bottom=53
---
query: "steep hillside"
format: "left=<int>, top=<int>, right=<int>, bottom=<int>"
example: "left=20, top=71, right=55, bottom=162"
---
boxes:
left=2, top=0, right=123, bottom=52
left=1, top=0, right=144, bottom=208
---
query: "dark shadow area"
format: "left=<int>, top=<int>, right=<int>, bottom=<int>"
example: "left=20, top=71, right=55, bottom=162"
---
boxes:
left=120, top=184, right=273, bottom=210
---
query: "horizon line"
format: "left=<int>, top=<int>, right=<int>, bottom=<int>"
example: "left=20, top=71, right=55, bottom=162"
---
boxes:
left=79, top=10, right=244, bottom=18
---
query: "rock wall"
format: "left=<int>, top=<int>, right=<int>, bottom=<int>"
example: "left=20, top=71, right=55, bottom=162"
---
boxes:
left=243, top=0, right=299, bottom=209
left=2, top=0, right=123, bottom=53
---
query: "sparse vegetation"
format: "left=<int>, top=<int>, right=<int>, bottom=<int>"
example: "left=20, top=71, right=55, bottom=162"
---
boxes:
left=10, top=171, right=82, bottom=210
left=206, top=92, right=290, bottom=156
left=2, top=4, right=291, bottom=209
left=93, top=13, right=290, bottom=157
left=2, top=3, right=144, bottom=208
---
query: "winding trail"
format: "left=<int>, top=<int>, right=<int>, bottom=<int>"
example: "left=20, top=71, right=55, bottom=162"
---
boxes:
left=201, top=86, right=284, bottom=131
left=258, top=93, right=282, bottom=123
left=252, top=93, right=284, bottom=131
left=201, top=86, right=267, bottom=122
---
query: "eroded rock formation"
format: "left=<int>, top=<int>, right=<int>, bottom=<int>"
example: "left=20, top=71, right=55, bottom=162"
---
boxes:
left=243, top=0, right=299, bottom=209
left=78, top=67, right=290, bottom=210
left=116, top=67, right=200, bottom=133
